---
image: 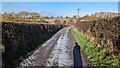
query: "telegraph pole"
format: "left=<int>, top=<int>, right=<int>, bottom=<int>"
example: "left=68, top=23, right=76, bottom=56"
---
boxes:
left=77, top=8, right=81, bottom=18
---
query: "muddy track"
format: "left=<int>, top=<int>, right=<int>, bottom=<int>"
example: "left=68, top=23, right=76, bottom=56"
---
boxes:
left=46, top=26, right=73, bottom=66
left=20, top=26, right=89, bottom=67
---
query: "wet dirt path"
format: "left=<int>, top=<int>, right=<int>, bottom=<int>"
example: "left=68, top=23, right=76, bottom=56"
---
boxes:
left=20, top=26, right=89, bottom=67
left=46, top=26, right=73, bottom=66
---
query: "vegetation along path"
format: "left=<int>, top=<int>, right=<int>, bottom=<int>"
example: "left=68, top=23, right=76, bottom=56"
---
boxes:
left=20, top=26, right=89, bottom=67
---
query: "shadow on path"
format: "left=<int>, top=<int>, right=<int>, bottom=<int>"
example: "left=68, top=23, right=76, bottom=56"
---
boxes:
left=73, top=42, right=83, bottom=68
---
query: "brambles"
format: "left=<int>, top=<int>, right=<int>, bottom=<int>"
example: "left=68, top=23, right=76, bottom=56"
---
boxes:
left=2, top=22, right=65, bottom=66
left=74, top=16, right=120, bottom=65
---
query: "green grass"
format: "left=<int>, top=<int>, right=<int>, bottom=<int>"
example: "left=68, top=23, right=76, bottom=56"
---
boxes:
left=72, top=28, right=120, bottom=67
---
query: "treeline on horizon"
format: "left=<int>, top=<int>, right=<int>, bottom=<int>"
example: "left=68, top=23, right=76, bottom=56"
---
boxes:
left=1, top=11, right=45, bottom=23
left=0, top=11, right=76, bottom=24
left=1, top=11, right=119, bottom=24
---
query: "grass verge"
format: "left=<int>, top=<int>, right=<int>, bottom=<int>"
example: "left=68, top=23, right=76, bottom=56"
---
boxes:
left=72, top=28, right=119, bottom=67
